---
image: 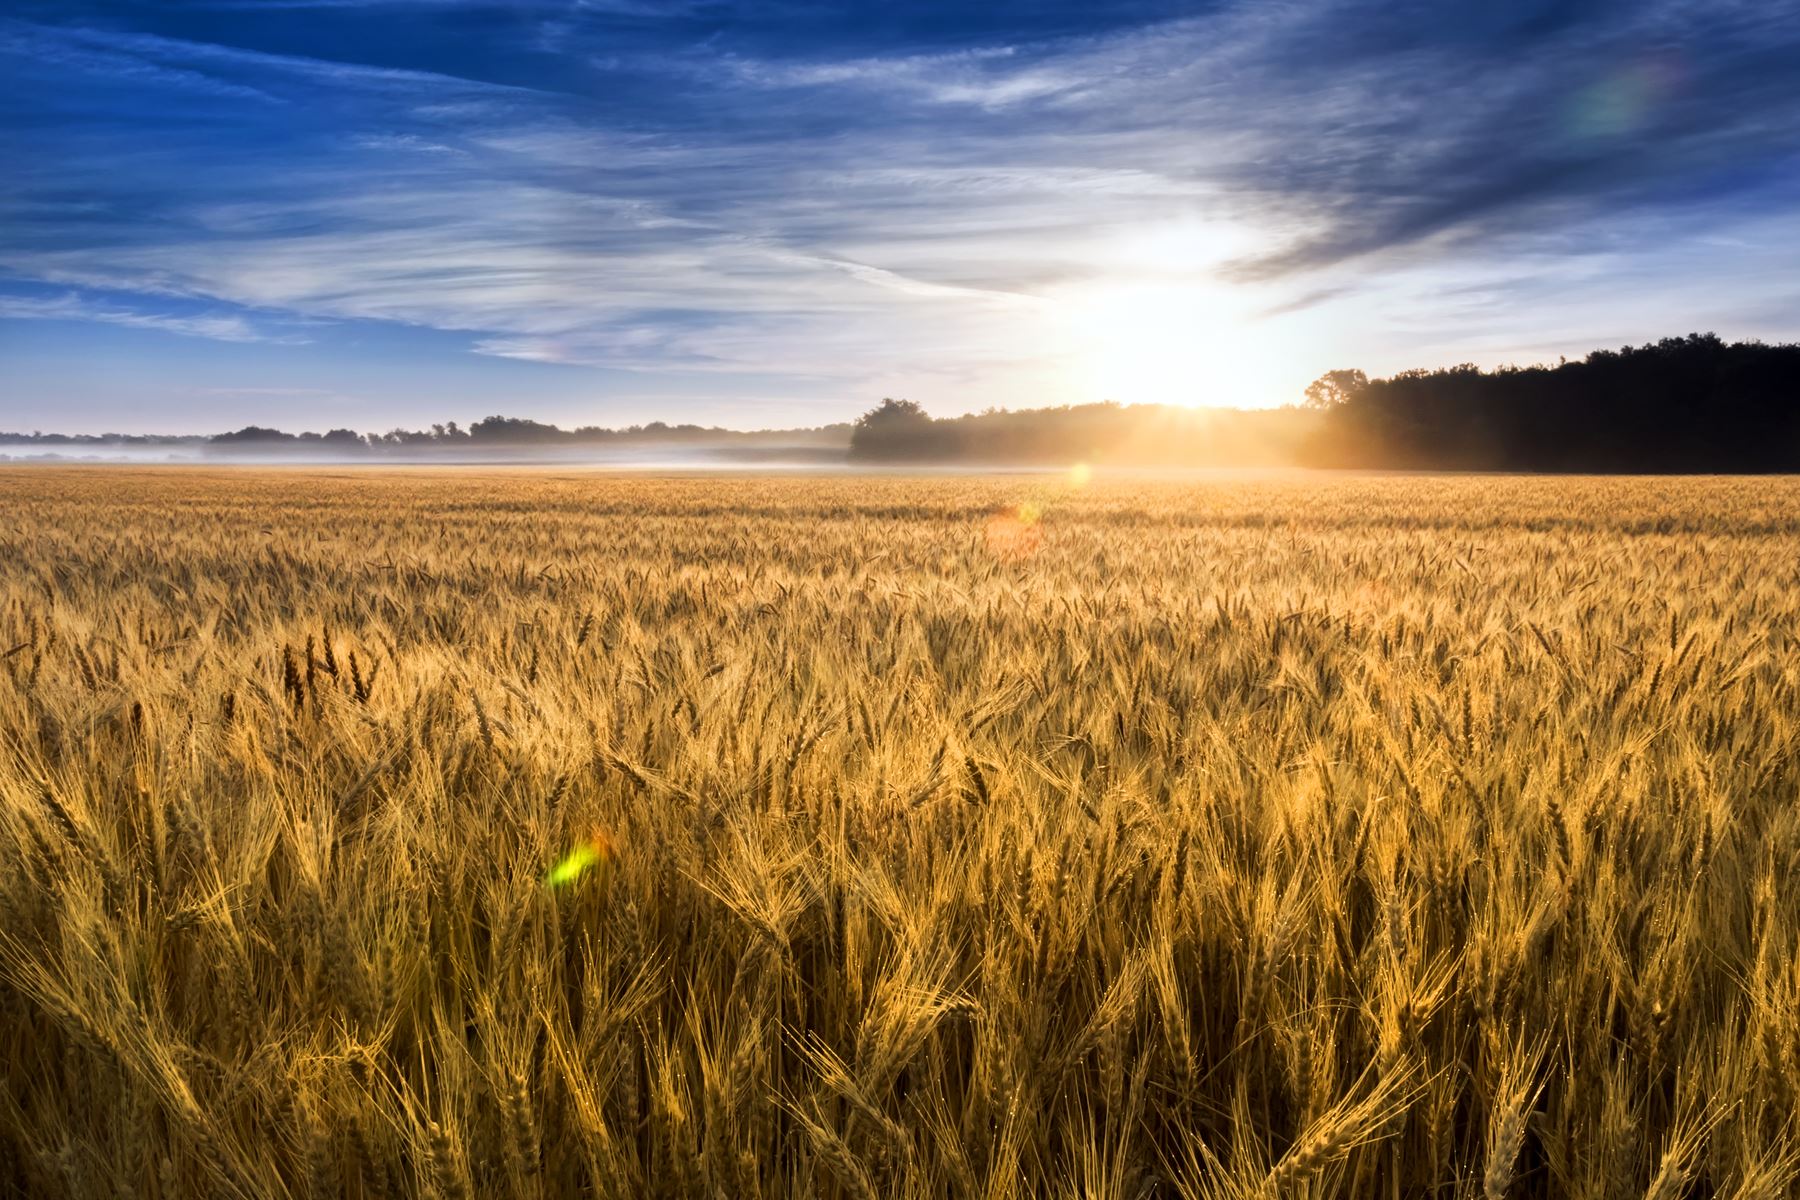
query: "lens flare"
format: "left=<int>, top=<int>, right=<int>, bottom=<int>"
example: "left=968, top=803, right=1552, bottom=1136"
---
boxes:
left=1564, top=54, right=1683, bottom=143
left=981, top=464, right=1096, bottom=560
left=984, top=505, right=1045, bottom=559
left=546, top=827, right=616, bottom=888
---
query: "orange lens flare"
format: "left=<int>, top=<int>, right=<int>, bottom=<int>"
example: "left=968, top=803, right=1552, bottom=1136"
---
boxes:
left=981, top=464, right=1093, bottom=560
left=984, top=505, right=1044, bottom=559
left=986, top=467, right=1094, bottom=564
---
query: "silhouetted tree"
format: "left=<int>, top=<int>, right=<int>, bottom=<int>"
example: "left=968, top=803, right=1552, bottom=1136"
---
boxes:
left=469, top=415, right=561, bottom=442
left=850, top=399, right=939, bottom=460
left=210, top=426, right=297, bottom=444
left=1303, top=369, right=1368, bottom=410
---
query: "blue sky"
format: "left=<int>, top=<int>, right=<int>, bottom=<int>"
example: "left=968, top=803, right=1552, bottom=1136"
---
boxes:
left=3, top=0, right=1798, bottom=434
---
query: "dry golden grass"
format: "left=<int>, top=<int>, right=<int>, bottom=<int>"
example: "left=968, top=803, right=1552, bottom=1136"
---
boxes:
left=2, top=466, right=1798, bottom=1199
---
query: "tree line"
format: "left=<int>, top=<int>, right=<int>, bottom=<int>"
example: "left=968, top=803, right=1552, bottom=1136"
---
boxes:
left=15, top=333, right=1797, bottom=469
left=206, top=415, right=850, bottom=453
left=846, top=334, right=1800, bottom=470
left=847, top=399, right=1318, bottom=465
left=1306, top=333, right=1800, bottom=470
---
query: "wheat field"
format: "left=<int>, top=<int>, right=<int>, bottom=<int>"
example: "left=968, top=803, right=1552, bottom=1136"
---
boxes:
left=2, top=467, right=1798, bottom=1199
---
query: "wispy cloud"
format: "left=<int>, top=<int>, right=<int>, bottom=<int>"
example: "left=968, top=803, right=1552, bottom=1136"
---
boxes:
left=0, top=292, right=303, bottom=343
left=0, top=16, right=547, bottom=96
left=713, top=44, right=1089, bottom=110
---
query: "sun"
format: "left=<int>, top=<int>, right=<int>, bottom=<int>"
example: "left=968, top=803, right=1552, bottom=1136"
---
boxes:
left=1061, top=281, right=1290, bottom=409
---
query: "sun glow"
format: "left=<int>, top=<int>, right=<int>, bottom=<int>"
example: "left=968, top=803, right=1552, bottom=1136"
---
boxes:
left=1062, top=281, right=1292, bottom=409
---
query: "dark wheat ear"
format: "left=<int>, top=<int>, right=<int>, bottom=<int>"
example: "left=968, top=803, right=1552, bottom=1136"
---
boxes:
left=348, top=648, right=378, bottom=703
left=963, top=755, right=992, bottom=805
left=472, top=692, right=495, bottom=753
left=281, top=644, right=305, bottom=713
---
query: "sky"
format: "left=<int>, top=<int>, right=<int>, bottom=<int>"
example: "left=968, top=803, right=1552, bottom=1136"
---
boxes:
left=2, top=0, right=1799, bottom=435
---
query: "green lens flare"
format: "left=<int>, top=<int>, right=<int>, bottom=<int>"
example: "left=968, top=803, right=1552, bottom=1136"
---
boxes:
left=546, top=843, right=600, bottom=887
